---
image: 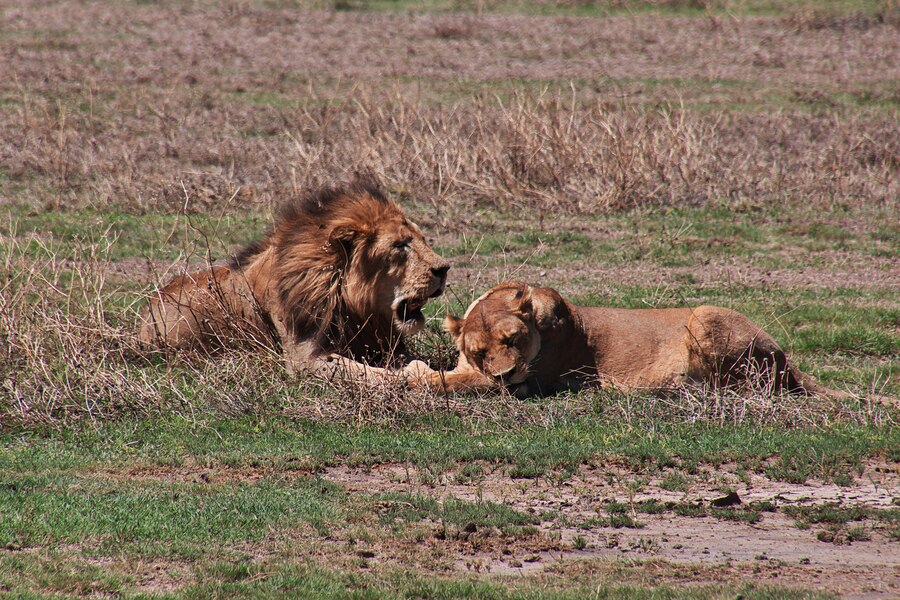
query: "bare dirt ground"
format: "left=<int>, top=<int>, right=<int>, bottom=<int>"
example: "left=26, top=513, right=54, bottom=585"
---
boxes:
left=325, top=462, right=900, bottom=598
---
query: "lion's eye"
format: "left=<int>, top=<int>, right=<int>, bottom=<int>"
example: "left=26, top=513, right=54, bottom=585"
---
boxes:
left=503, top=333, right=519, bottom=346
left=393, top=241, right=410, bottom=251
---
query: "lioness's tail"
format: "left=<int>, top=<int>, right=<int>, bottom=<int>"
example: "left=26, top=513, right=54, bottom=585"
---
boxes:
left=787, top=364, right=897, bottom=407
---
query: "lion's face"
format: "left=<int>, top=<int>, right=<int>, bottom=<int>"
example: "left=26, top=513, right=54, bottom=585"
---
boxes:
left=344, top=211, right=449, bottom=336
left=444, top=283, right=540, bottom=385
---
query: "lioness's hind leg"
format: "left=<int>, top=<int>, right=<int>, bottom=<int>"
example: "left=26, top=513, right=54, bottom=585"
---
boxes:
left=734, top=340, right=804, bottom=394
left=685, top=306, right=805, bottom=394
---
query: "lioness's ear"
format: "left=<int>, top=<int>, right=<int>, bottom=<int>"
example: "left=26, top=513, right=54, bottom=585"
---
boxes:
left=515, top=285, right=533, bottom=318
left=531, top=287, right=566, bottom=332
left=443, top=315, right=464, bottom=340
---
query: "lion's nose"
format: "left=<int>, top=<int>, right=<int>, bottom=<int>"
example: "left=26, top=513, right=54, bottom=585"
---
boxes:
left=431, top=265, right=449, bottom=280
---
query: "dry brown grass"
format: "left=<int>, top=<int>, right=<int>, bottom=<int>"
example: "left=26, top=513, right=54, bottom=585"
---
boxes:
left=0, top=231, right=296, bottom=430
left=6, top=84, right=898, bottom=220
left=8, top=225, right=889, bottom=432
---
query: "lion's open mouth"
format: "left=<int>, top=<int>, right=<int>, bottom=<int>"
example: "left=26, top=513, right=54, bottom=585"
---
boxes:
left=395, top=297, right=427, bottom=326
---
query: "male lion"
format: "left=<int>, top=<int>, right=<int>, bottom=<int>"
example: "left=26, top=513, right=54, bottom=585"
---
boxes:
left=139, top=183, right=449, bottom=379
left=414, top=281, right=839, bottom=397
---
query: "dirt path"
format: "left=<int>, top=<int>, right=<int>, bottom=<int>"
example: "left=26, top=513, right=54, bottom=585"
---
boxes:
left=324, top=462, right=900, bottom=598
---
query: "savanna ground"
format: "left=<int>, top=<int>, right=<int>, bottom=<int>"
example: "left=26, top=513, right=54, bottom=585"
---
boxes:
left=1, top=0, right=899, bottom=597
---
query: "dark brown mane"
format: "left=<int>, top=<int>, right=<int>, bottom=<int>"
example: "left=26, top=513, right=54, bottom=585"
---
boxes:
left=270, top=182, right=404, bottom=363
left=141, top=179, right=448, bottom=375
left=229, top=181, right=390, bottom=272
left=277, top=180, right=390, bottom=227
left=229, top=239, right=269, bottom=270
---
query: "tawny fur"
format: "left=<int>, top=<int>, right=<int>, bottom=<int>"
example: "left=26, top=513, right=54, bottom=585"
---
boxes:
left=415, top=281, right=838, bottom=398
left=139, top=183, right=449, bottom=379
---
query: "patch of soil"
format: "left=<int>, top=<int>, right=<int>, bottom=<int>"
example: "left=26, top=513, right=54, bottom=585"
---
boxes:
left=90, top=456, right=318, bottom=485
left=323, top=462, right=900, bottom=598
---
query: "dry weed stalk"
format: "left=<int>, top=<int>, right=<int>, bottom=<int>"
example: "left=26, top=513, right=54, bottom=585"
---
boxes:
left=599, top=381, right=895, bottom=431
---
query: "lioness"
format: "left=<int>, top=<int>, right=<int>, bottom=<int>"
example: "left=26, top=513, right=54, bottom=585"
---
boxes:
left=416, top=281, right=837, bottom=397
left=139, top=183, right=449, bottom=379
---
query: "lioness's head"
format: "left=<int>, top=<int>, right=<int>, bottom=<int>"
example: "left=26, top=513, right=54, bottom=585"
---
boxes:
left=443, top=282, right=543, bottom=385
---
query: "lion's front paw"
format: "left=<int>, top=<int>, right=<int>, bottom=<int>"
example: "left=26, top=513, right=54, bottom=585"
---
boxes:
left=403, top=360, right=434, bottom=381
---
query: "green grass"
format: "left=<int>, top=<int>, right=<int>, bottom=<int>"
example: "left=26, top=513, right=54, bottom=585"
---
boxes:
left=8, top=408, right=873, bottom=599
left=4, top=413, right=897, bottom=486
left=4, top=207, right=269, bottom=262
left=783, top=503, right=898, bottom=526
left=436, top=230, right=596, bottom=267
left=434, top=204, right=898, bottom=273
left=0, top=472, right=344, bottom=558
left=374, top=492, right=538, bottom=535
left=0, top=554, right=835, bottom=600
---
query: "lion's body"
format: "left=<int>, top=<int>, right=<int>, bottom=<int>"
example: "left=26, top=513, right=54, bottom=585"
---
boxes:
left=140, top=184, right=449, bottom=376
left=420, top=282, right=829, bottom=397
left=140, top=264, right=277, bottom=352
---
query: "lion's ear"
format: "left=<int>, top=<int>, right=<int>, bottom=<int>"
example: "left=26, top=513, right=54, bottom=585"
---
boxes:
left=530, top=287, right=566, bottom=332
left=328, top=223, right=371, bottom=260
left=328, top=224, right=363, bottom=245
left=443, top=315, right=464, bottom=340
